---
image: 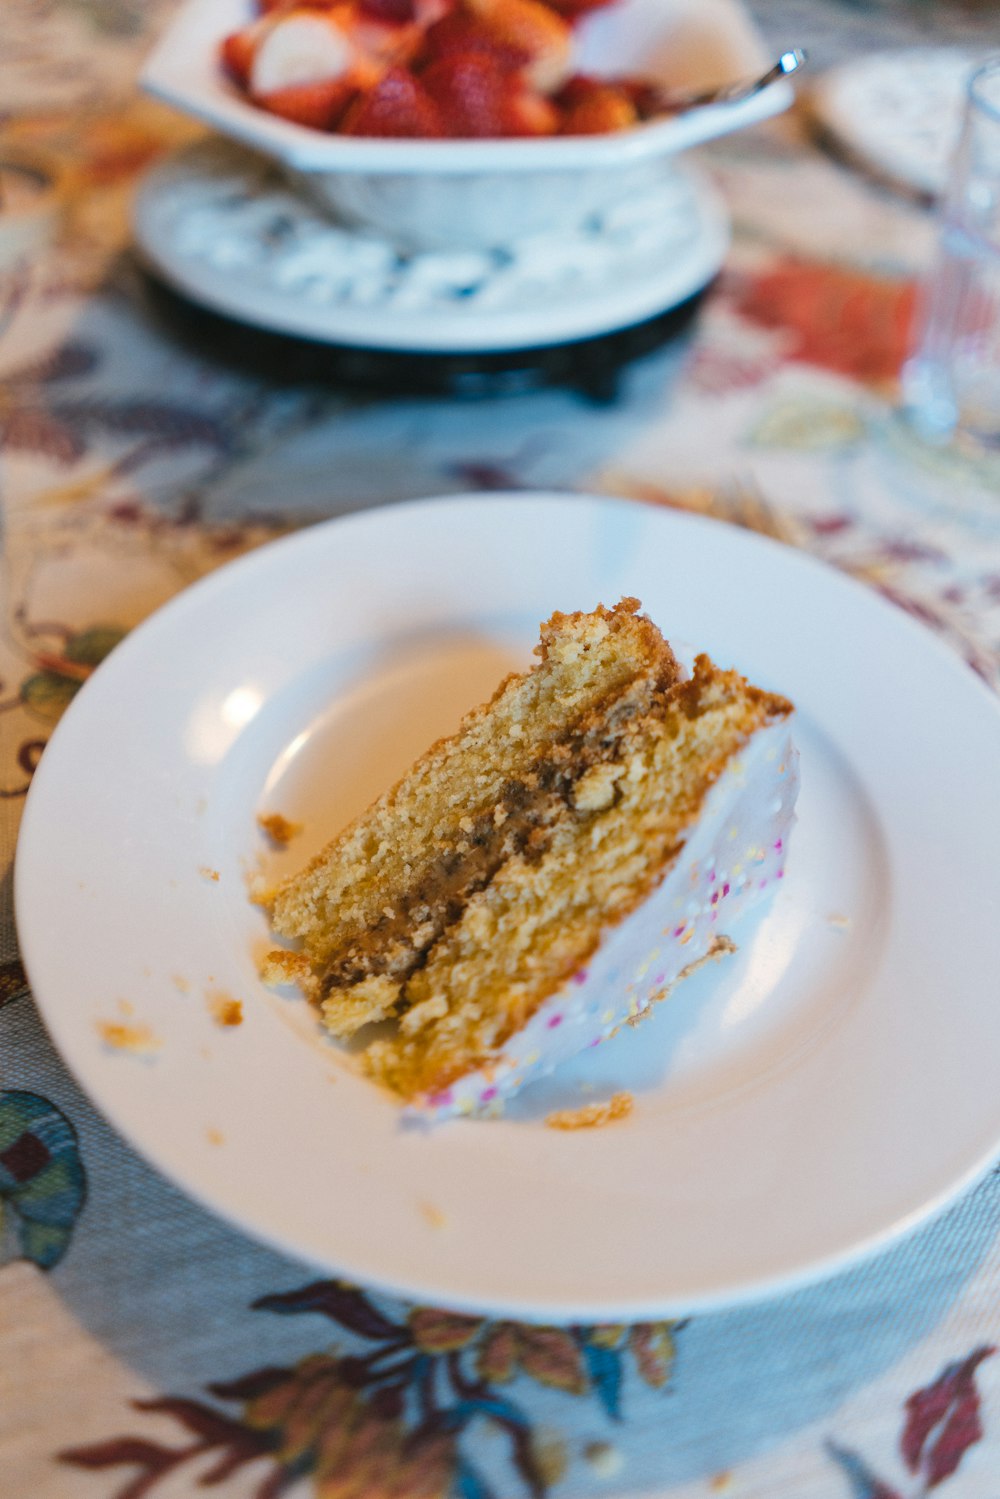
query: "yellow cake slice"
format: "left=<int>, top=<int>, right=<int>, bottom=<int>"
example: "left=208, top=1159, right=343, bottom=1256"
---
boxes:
left=265, top=598, right=798, bottom=1118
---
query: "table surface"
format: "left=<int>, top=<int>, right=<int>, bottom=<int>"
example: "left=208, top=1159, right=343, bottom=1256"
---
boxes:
left=4, top=2, right=1000, bottom=1496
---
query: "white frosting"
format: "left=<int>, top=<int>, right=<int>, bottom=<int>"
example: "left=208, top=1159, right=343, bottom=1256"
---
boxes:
left=406, top=717, right=799, bottom=1121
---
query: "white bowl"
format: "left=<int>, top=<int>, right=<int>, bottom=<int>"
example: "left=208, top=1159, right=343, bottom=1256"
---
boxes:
left=141, top=0, right=794, bottom=250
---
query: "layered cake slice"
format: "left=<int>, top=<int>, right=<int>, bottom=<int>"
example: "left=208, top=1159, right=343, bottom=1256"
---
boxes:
left=265, top=599, right=798, bottom=1119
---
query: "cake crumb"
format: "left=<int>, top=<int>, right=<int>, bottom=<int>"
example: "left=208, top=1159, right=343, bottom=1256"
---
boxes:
left=96, top=1019, right=161, bottom=1056
left=546, top=1092, right=633, bottom=1130
left=206, top=1126, right=225, bottom=1146
left=418, top=1200, right=448, bottom=1229
left=248, top=873, right=277, bottom=906
left=199, top=866, right=220, bottom=882
left=709, top=1473, right=733, bottom=1493
left=584, top=1441, right=623, bottom=1479
left=208, top=991, right=243, bottom=1027
left=827, top=913, right=852, bottom=930
left=117, top=998, right=134, bottom=1017
left=261, top=949, right=315, bottom=991
left=257, top=811, right=303, bottom=846
left=172, top=974, right=191, bottom=995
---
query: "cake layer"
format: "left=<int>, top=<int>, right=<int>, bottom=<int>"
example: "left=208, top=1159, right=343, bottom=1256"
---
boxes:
left=270, top=600, right=679, bottom=1016
left=318, top=673, right=677, bottom=1001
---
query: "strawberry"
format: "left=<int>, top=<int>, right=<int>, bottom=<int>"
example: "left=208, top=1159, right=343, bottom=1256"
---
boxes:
left=421, top=50, right=507, bottom=135
left=615, top=75, right=668, bottom=120
left=555, top=72, right=598, bottom=105
left=505, top=84, right=558, bottom=134
left=536, top=0, right=613, bottom=17
left=220, top=27, right=260, bottom=87
left=250, top=10, right=364, bottom=95
left=422, top=50, right=554, bottom=136
left=255, top=74, right=358, bottom=128
left=463, top=0, right=572, bottom=93
left=557, top=76, right=636, bottom=133
left=258, top=0, right=348, bottom=9
left=422, top=11, right=521, bottom=70
left=340, top=66, right=445, bottom=135
left=351, top=13, right=425, bottom=67
left=358, top=0, right=417, bottom=21
left=219, top=14, right=284, bottom=89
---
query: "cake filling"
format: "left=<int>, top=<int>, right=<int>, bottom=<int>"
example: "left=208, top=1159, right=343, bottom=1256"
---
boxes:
left=319, top=708, right=640, bottom=1001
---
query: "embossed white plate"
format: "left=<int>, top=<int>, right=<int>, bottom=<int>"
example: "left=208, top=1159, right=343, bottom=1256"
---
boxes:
left=810, top=49, right=980, bottom=198
left=133, top=141, right=729, bottom=351
left=17, top=493, right=1000, bottom=1319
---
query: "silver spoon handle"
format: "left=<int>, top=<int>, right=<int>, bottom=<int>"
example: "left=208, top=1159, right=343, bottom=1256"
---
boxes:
left=653, top=49, right=807, bottom=114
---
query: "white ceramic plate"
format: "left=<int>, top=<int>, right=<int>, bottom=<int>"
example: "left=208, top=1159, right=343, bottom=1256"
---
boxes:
left=133, top=143, right=729, bottom=352
left=810, top=49, right=979, bottom=199
left=16, top=493, right=1000, bottom=1321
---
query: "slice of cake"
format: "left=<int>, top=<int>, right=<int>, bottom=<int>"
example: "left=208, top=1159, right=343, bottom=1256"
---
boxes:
left=265, top=599, right=798, bottom=1120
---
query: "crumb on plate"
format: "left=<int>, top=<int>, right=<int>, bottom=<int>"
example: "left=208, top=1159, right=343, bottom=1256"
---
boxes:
left=206, top=1126, right=225, bottom=1146
left=208, top=991, right=243, bottom=1027
left=96, top=1018, right=161, bottom=1056
left=199, top=866, right=220, bottom=882
left=418, top=1200, right=448, bottom=1229
left=257, top=811, right=303, bottom=846
left=172, top=974, right=191, bottom=995
left=827, top=912, right=852, bottom=930
left=545, top=1092, right=633, bottom=1130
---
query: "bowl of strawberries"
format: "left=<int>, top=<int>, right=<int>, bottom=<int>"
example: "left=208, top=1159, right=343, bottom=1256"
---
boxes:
left=141, top=0, right=794, bottom=251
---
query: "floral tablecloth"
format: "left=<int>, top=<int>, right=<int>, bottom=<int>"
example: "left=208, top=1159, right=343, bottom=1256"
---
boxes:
left=5, top=3, right=1000, bottom=1496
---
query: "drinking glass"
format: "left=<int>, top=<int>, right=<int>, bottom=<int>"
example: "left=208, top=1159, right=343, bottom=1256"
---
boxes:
left=903, top=56, right=1000, bottom=450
